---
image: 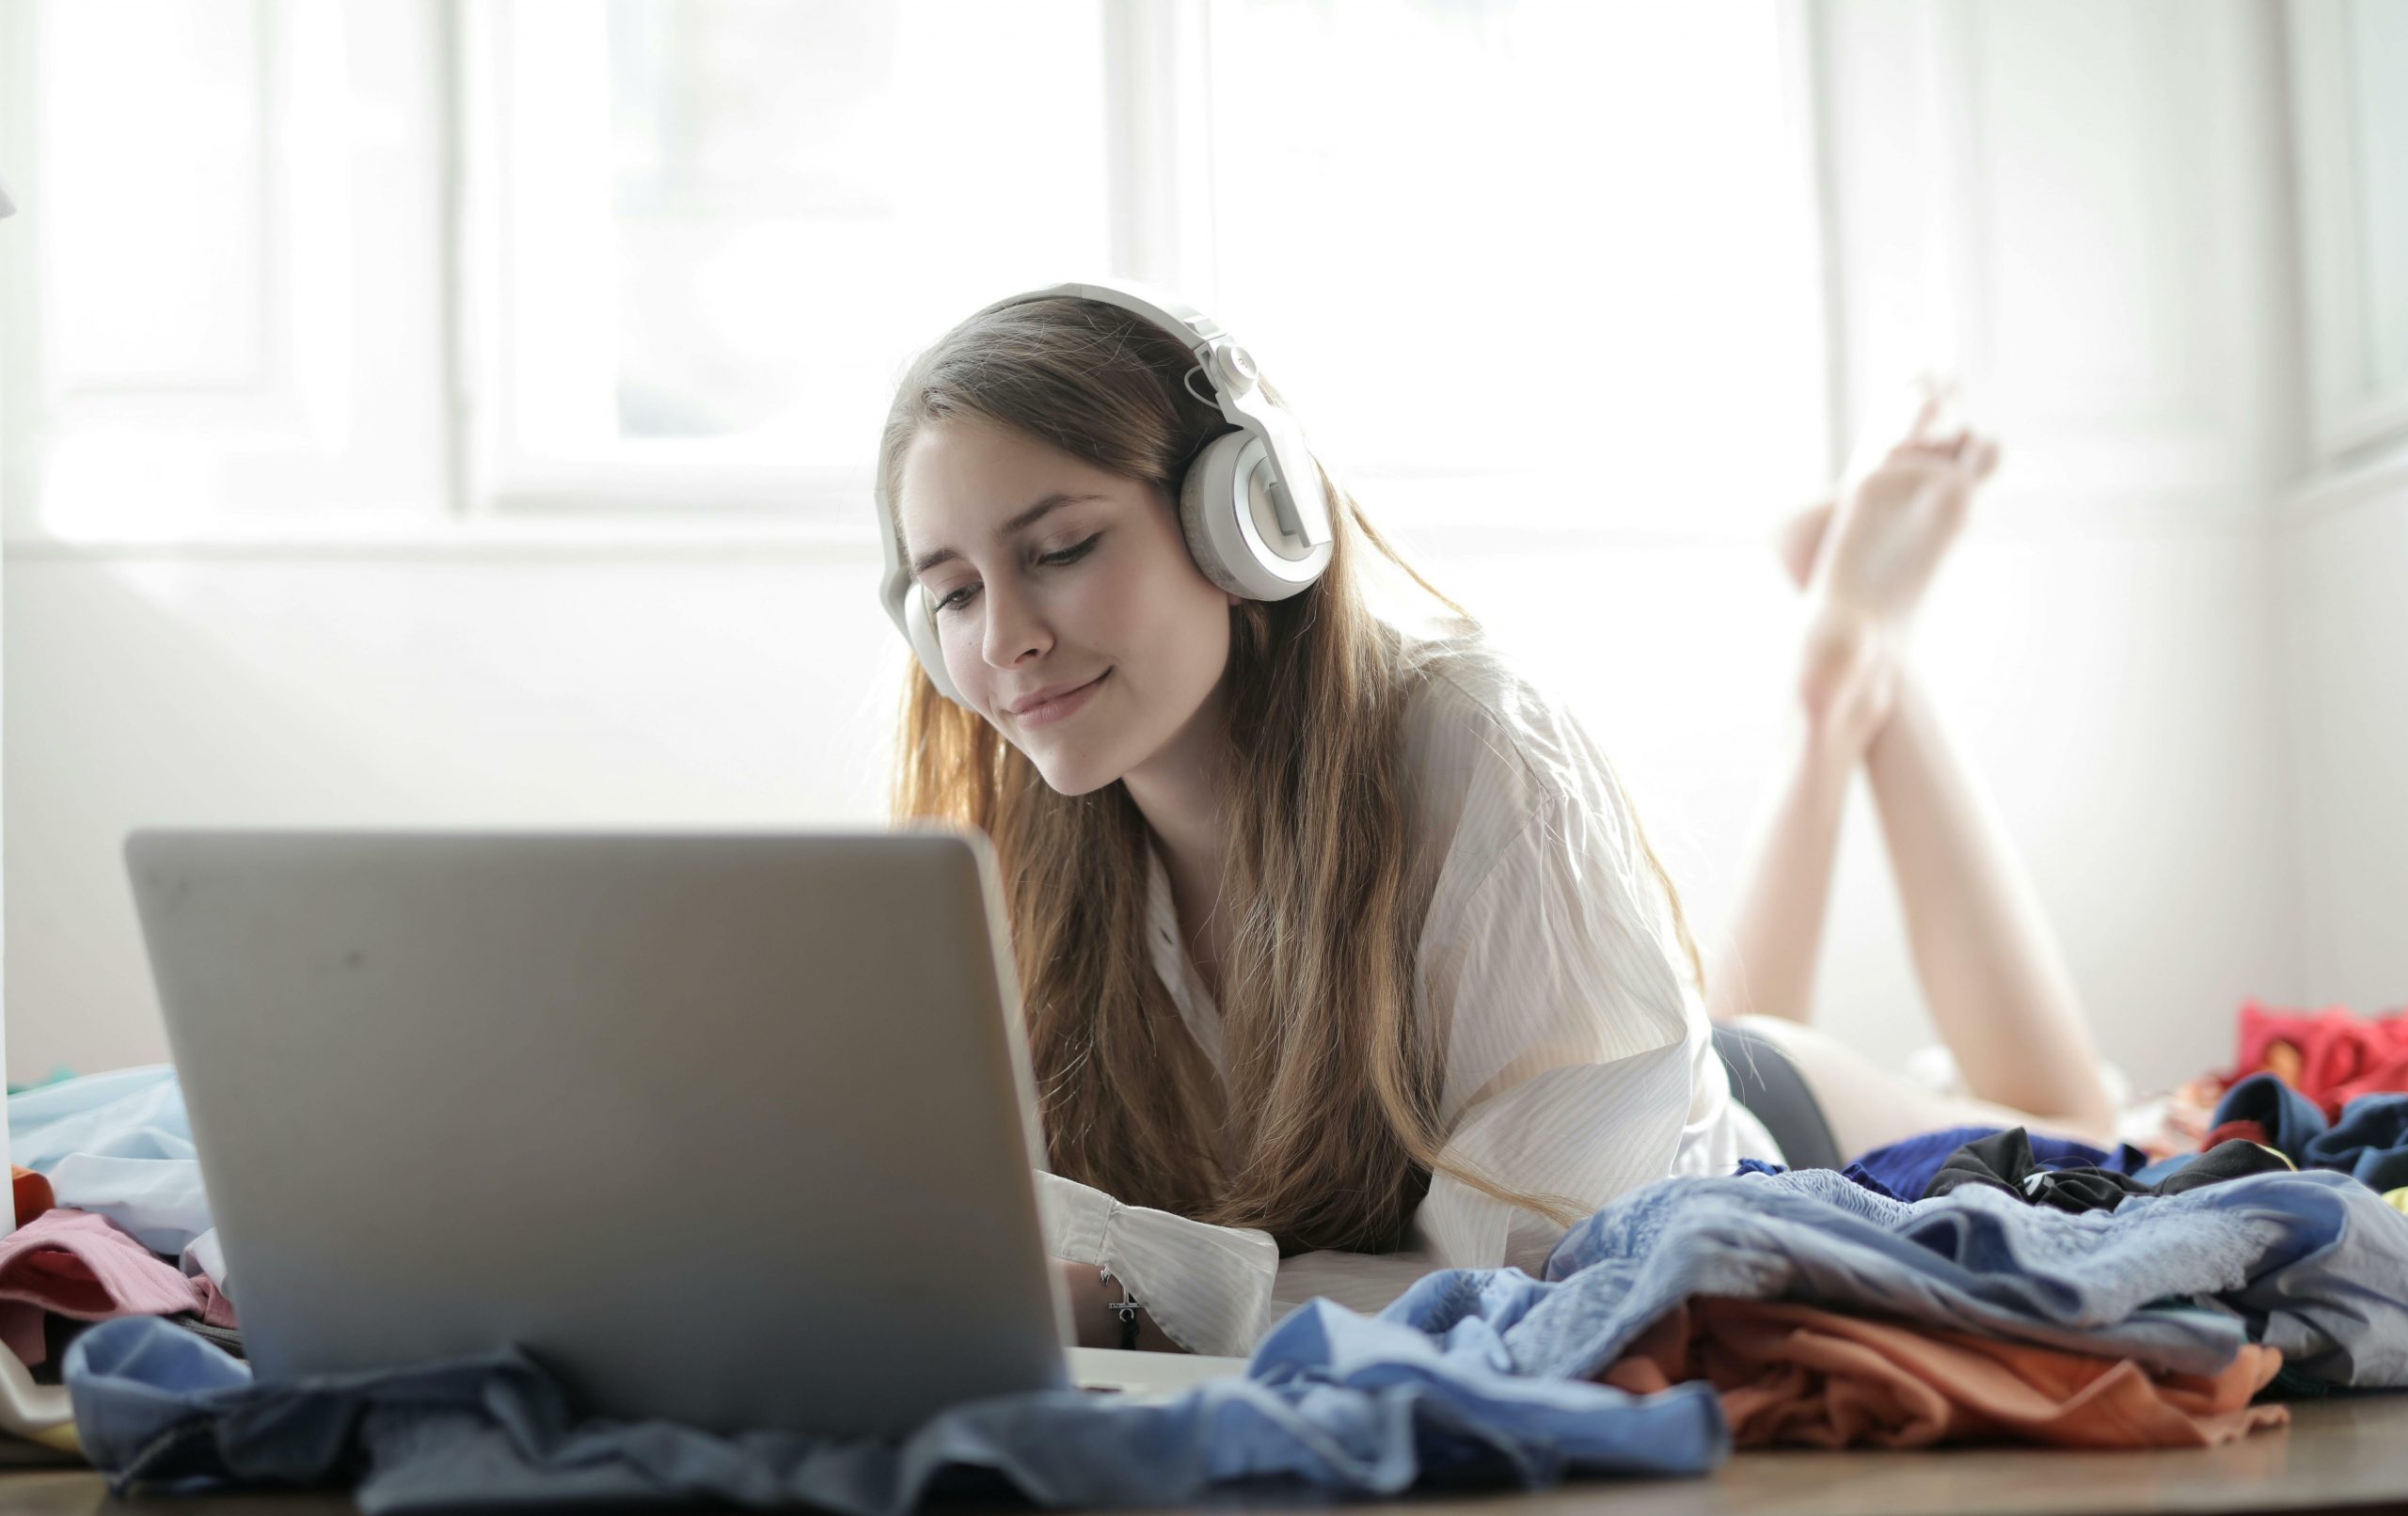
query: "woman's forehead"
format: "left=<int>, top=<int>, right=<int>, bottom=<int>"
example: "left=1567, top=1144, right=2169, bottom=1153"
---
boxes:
left=896, top=418, right=1120, bottom=547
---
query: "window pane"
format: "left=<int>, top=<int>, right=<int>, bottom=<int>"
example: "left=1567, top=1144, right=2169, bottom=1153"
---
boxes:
left=44, top=0, right=264, bottom=388
left=1205, top=0, right=1827, bottom=514
left=496, top=0, right=1111, bottom=477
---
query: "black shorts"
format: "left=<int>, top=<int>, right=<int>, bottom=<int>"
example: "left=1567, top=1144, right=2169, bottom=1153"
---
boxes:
left=1711, top=1021, right=1844, bottom=1171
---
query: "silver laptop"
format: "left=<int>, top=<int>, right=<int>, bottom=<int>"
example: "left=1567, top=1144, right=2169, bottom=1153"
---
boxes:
left=124, top=827, right=1245, bottom=1439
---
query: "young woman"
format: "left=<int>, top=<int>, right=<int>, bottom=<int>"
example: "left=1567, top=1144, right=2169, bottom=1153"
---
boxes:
left=874, top=291, right=2118, bottom=1358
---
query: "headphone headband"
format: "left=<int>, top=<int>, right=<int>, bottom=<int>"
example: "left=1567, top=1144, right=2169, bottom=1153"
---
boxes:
left=875, top=277, right=1334, bottom=709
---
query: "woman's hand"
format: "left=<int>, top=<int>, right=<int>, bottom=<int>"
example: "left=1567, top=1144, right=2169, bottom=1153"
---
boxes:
left=1050, top=1255, right=1189, bottom=1353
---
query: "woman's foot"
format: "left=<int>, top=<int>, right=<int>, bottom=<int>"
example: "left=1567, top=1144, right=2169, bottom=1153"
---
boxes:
left=1783, top=385, right=2001, bottom=749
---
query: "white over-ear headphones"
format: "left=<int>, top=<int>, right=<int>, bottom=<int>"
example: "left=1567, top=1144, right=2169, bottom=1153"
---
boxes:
left=874, top=277, right=1334, bottom=709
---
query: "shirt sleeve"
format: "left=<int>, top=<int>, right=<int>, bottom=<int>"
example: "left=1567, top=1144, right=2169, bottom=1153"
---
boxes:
left=1033, top=1169, right=1277, bottom=1358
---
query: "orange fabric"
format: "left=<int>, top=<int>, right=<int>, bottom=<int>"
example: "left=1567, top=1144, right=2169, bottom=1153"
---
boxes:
left=10, top=1168, right=54, bottom=1230
left=1599, top=1297, right=2290, bottom=1451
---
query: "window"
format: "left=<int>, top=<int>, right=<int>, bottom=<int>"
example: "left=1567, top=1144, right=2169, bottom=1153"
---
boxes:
left=1202, top=1, right=1829, bottom=528
left=0, top=0, right=450, bottom=541
left=0, top=0, right=1830, bottom=541
left=465, top=0, right=1116, bottom=515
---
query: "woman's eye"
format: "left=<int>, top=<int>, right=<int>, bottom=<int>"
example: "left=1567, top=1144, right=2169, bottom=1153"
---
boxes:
left=929, top=533, right=1101, bottom=616
left=1040, top=532, right=1102, bottom=567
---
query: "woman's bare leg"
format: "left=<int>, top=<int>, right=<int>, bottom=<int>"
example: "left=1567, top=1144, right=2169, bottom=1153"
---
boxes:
left=1859, top=666, right=2115, bottom=1136
left=1700, top=647, right=1879, bottom=1027
left=1710, top=385, right=2117, bottom=1147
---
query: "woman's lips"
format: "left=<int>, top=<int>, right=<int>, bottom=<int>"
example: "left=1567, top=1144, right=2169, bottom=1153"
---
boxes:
left=1012, top=670, right=1109, bottom=728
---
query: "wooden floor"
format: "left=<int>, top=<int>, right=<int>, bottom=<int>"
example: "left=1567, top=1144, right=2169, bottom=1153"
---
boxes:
left=1, top=1391, right=2402, bottom=1515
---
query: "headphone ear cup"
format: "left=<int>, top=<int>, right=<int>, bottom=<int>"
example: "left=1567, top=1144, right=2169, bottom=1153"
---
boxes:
left=1177, top=434, right=1272, bottom=601
left=1177, top=431, right=1330, bottom=601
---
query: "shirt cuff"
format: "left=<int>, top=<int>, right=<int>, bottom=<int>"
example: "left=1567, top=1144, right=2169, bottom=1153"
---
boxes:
left=1034, top=1171, right=1277, bottom=1358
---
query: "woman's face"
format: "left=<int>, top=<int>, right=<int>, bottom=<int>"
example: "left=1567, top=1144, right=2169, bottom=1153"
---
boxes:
left=895, top=413, right=1239, bottom=796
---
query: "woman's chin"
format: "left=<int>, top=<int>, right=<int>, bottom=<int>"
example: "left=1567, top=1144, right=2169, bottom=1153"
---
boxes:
left=1029, top=750, right=1123, bottom=797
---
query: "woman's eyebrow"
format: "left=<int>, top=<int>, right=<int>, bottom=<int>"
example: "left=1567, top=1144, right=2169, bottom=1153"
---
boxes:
left=911, top=492, right=1107, bottom=576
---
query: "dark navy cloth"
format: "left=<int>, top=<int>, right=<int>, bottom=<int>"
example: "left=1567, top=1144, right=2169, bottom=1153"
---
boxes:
left=1846, top=1125, right=2147, bottom=1201
left=2165, top=1075, right=2408, bottom=1193
left=2215, top=1073, right=2331, bottom=1158
left=2303, top=1098, right=2408, bottom=1192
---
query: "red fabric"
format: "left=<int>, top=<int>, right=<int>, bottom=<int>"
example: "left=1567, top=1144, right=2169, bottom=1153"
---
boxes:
left=9, top=1169, right=54, bottom=1229
left=2225, top=999, right=2408, bottom=1119
left=2202, top=1119, right=2273, bottom=1152
left=0, top=1208, right=238, bottom=1367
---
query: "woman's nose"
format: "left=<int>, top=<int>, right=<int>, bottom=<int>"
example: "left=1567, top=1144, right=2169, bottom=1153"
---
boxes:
left=979, top=579, right=1051, bottom=671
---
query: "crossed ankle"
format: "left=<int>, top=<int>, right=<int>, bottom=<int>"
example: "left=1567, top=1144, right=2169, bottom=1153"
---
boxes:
left=1796, top=608, right=1900, bottom=753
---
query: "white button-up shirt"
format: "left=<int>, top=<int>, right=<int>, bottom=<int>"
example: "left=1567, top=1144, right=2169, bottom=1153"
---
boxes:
left=1036, top=629, right=1779, bottom=1355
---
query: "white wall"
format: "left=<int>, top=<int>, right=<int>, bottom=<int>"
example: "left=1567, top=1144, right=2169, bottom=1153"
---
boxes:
left=3, top=0, right=2365, bottom=1098
left=2275, top=462, right=2408, bottom=1017
left=1, top=507, right=2302, bottom=1095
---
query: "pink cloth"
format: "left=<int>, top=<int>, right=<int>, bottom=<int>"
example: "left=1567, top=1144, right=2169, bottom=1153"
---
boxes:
left=0, top=1208, right=239, bottom=1366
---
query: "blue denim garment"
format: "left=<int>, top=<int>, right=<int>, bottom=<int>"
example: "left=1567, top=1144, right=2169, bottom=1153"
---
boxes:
left=1846, top=1124, right=2146, bottom=1200
left=65, top=1290, right=1726, bottom=1514
left=1529, top=1166, right=2408, bottom=1387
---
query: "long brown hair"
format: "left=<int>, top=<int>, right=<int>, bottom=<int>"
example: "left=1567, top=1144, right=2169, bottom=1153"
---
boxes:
left=879, top=295, right=1705, bottom=1253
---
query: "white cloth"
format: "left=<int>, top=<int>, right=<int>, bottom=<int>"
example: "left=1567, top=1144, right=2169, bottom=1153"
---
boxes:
left=1038, top=630, right=1780, bottom=1356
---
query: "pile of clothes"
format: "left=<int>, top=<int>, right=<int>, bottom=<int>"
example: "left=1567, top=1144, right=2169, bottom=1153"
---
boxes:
left=1605, top=999, right=2408, bottom=1456
left=11, top=1005, right=2408, bottom=1514
left=0, top=1067, right=240, bottom=1455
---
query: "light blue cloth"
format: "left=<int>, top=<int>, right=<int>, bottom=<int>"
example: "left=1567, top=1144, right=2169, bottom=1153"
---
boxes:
left=1529, top=1165, right=2408, bottom=1388
left=7, top=1065, right=222, bottom=1283
left=65, top=1161, right=2408, bottom=1509
left=66, top=1300, right=1727, bottom=1513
